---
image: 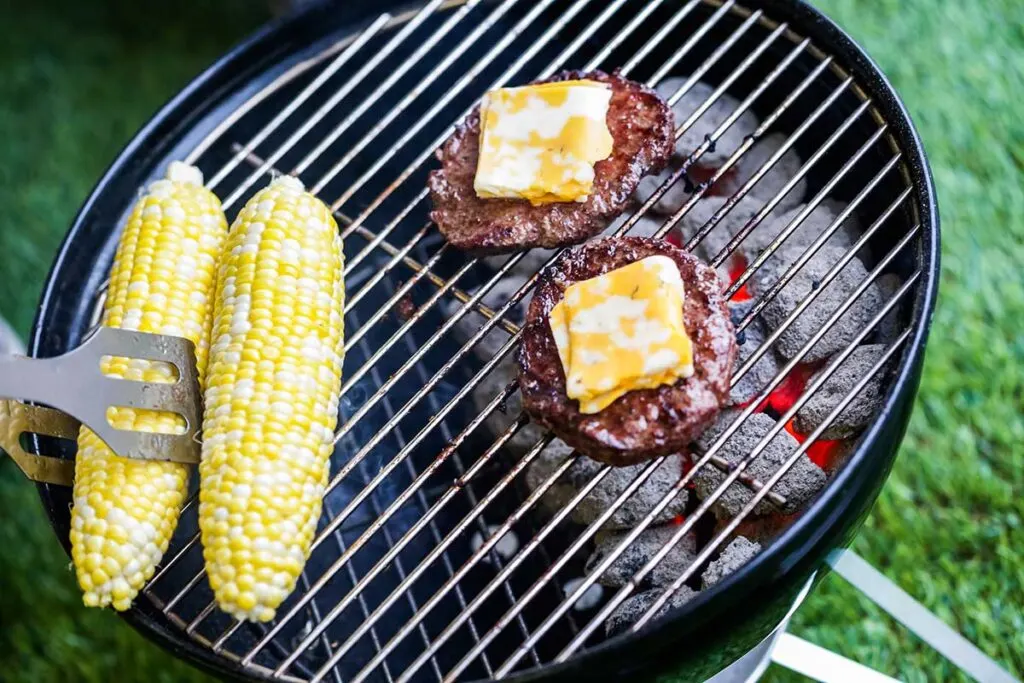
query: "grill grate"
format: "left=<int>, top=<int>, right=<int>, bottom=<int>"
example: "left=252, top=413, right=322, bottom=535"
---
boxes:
left=79, top=1, right=922, bottom=680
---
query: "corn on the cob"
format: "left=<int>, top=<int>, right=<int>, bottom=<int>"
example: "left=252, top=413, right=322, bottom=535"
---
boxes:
left=70, top=162, right=228, bottom=611
left=199, top=175, right=344, bottom=623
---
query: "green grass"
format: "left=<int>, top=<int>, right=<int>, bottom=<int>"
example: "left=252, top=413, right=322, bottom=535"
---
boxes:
left=1, top=0, right=1022, bottom=681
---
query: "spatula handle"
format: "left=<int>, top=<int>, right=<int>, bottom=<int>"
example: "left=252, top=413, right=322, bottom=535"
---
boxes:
left=0, top=353, right=77, bottom=407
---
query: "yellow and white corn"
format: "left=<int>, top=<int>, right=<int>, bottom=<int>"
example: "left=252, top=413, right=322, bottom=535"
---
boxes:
left=199, top=175, right=344, bottom=623
left=70, top=162, right=228, bottom=611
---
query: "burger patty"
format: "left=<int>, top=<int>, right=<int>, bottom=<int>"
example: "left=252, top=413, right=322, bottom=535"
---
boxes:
left=518, top=237, right=736, bottom=466
left=428, top=70, right=674, bottom=255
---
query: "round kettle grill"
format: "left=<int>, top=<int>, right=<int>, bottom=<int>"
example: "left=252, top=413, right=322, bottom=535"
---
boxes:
left=26, top=0, right=938, bottom=681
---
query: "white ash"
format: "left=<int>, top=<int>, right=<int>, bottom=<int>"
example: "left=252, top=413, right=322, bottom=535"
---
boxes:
left=701, top=537, right=761, bottom=589
left=526, top=448, right=690, bottom=531
left=446, top=274, right=530, bottom=363
left=694, top=411, right=826, bottom=516
left=469, top=524, right=520, bottom=563
left=584, top=526, right=698, bottom=588
left=657, top=78, right=759, bottom=167
left=795, top=344, right=891, bottom=440
left=563, top=577, right=604, bottom=612
left=605, top=586, right=698, bottom=636
left=729, top=314, right=782, bottom=408
left=718, top=133, right=807, bottom=214
left=752, top=243, right=885, bottom=363
left=472, top=354, right=548, bottom=456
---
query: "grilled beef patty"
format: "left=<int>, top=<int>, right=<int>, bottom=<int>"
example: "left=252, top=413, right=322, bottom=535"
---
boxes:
left=518, top=237, right=735, bottom=466
left=428, top=70, right=674, bottom=255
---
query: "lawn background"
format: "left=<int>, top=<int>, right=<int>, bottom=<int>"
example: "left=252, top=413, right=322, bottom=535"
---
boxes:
left=0, top=1, right=1021, bottom=682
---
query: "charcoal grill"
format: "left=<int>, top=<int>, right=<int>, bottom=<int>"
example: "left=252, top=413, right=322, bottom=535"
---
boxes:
left=24, top=0, right=939, bottom=680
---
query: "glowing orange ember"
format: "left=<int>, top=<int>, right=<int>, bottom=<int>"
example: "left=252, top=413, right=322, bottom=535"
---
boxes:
left=727, top=254, right=753, bottom=302
left=784, top=419, right=843, bottom=469
left=670, top=514, right=687, bottom=526
left=767, top=363, right=818, bottom=414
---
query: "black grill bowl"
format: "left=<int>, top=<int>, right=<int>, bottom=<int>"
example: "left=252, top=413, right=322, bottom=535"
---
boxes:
left=29, top=1, right=937, bottom=681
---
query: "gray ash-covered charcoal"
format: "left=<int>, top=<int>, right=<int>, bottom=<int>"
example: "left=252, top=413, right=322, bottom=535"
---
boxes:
left=724, top=134, right=807, bottom=214
left=737, top=200, right=860, bottom=266
left=678, top=196, right=772, bottom=261
left=873, top=273, right=903, bottom=344
left=729, top=314, right=782, bottom=407
left=446, top=274, right=530, bottom=363
left=753, top=244, right=884, bottom=363
left=795, top=344, right=891, bottom=439
left=694, top=411, right=826, bottom=516
left=634, top=167, right=688, bottom=216
left=819, top=198, right=862, bottom=233
left=702, top=537, right=761, bottom=589
left=634, top=79, right=760, bottom=215
left=526, top=449, right=689, bottom=530
left=585, top=526, right=697, bottom=588
left=658, top=79, right=759, bottom=166
left=606, top=586, right=699, bottom=636
left=472, top=354, right=547, bottom=455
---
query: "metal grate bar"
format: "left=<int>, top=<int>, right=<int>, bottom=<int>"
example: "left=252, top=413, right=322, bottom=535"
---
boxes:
left=613, top=39, right=826, bottom=242
left=571, top=287, right=917, bottom=658
left=732, top=152, right=902, bottom=326
left=223, top=142, right=519, bottom=337
left=731, top=186, right=912, bottom=381
left=351, top=303, right=504, bottom=678
left=694, top=96, right=872, bottom=266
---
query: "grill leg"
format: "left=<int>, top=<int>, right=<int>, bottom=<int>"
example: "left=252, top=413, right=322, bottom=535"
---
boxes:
left=770, top=633, right=899, bottom=682
left=826, top=550, right=1020, bottom=683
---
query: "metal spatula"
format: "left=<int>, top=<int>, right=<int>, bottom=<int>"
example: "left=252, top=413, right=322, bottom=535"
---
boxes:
left=0, top=327, right=203, bottom=485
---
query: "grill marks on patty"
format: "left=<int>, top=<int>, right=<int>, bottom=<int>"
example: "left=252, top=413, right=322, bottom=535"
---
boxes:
left=428, top=70, right=674, bottom=254
left=518, top=237, right=736, bottom=466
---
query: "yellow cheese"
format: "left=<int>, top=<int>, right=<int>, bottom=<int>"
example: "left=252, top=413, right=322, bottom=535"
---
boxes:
left=550, top=256, right=694, bottom=413
left=474, top=79, right=614, bottom=205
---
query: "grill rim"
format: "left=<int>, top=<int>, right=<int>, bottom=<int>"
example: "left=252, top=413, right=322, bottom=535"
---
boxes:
left=27, top=0, right=939, bottom=680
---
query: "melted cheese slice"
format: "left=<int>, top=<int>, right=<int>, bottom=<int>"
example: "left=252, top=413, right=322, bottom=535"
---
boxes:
left=474, top=80, right=614, bottom=205
left=549, top=256, right=694, bottom=413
